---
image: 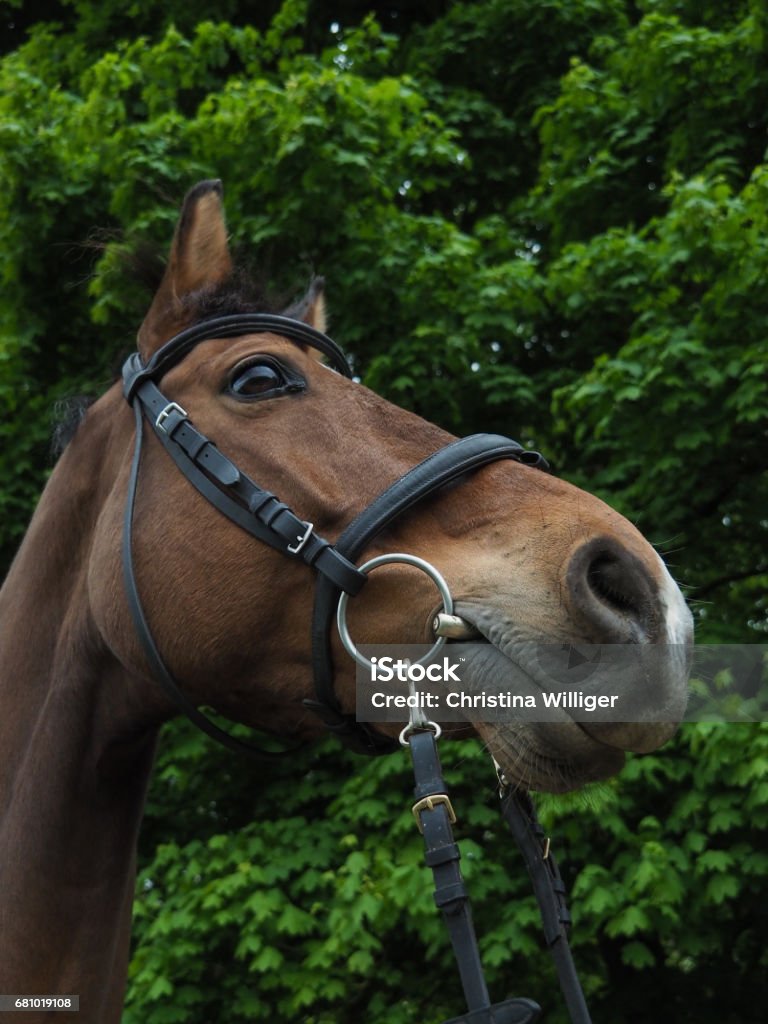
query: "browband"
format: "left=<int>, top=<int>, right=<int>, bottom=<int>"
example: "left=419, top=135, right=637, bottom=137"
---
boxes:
left=124, top=313, right=353, bottom=400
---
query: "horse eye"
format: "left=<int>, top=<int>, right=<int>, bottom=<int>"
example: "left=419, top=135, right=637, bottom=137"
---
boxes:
left=228, top=360, right=303, bottom=400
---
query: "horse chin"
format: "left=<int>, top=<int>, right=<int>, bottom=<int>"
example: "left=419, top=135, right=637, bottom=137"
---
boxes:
left=451, top=602, right=690, bottom=794
left=478, top=721, right=627, bottom=794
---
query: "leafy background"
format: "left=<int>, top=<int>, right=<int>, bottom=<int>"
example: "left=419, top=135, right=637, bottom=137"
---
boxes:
left=1, top=1, right=766, bottom=1021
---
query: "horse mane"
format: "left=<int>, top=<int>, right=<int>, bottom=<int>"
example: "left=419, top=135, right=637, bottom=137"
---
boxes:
left=51, top=242, right=285, bottom=459
left=51, top=395, right=95, bottom=458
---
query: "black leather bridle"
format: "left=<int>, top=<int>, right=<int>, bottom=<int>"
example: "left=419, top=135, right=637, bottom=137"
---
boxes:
left=120, top=313, right=591, bottom=1023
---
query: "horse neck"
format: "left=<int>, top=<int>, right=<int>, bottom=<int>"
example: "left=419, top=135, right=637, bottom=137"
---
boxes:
left=0, top=393, right=156, bottom=1020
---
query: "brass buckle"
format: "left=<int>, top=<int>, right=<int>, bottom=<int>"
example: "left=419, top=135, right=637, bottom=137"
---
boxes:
left=412, top=793, right=457, bottom=834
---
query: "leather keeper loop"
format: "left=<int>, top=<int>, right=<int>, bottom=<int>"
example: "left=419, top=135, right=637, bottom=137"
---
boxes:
left=434, top=881, right=468, bottom=908
left=425, top=843, right=461, bottom=868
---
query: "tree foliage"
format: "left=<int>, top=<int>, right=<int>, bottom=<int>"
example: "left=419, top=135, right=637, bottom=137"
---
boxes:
left=1, top=1, right=766, bottom=1022
left=126, top=724, right=768, bottom=1024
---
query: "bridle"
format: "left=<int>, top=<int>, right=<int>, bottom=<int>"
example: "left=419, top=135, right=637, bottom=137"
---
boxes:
left=121, top=313, right=592, bottom=1023
left=121, top=312, right=546, bottom=757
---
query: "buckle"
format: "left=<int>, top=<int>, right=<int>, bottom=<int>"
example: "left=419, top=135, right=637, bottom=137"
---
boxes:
left=155, top=402, right=187, bottom=435
left=287, top=520, right=314, bottom=555
left=412, top=793, right=457, bottom=834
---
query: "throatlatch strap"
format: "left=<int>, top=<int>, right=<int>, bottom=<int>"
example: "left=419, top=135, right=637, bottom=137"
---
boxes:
left=122, top=404, right=297, bottom=758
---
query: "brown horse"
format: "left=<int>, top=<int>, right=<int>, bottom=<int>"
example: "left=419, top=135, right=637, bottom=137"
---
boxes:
left=0, top=181, right=692, bottom=1021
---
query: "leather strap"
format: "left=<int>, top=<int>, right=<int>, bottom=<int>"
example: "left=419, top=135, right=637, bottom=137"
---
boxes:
left=410, top=729, right=492, bottom=1011
left=123, top=313, right=352, bottom=400
left=335, top=434, right=546, bottom=553
left=501, top=791, right=592, bottom=1024
left=409, top=730, right=542, bottom=1024
left=128, top=372, right=365, bottom=595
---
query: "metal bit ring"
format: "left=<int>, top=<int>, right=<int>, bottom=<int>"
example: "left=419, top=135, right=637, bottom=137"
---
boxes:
left=336, top=553, right=453, bottom=672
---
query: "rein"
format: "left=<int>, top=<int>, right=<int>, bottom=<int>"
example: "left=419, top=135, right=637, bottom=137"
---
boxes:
left=120, top=313, right=592, bottom=1023
left=408, top=726, right=591, bottom=1023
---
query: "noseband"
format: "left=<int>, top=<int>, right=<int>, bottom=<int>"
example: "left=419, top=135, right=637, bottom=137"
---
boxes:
left=121, top=314, right=591, bottom=1024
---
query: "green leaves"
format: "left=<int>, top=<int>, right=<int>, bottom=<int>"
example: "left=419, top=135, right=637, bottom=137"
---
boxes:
left=549, top=168, right=767, bottom=637
left=125, top=722, right=768, bottom=1022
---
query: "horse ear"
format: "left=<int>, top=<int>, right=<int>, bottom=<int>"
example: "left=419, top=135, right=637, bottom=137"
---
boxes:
left=137, top=180, right=233, bottom=357
left=285, top=277, right=327, bottom=335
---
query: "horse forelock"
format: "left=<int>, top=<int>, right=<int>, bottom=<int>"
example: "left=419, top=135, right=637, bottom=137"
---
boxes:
left=176, top=266, right=283, bottom=322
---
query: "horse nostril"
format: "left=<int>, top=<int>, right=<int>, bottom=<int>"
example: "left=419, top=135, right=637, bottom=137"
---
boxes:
left=567, top=539, right=659, bottom=642
left=587, top=555, right=642, bottom=617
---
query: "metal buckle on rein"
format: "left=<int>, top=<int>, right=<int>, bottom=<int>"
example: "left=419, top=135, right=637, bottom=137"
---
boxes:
left=412, top=792, right=457, bottom=833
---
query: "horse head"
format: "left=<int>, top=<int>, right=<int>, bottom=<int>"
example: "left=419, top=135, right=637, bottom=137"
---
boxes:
left=85, top=180, right=693, bottom=792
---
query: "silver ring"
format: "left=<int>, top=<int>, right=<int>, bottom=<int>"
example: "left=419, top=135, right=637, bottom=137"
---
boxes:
left=336, top=553, right=453, bottom=672
left=399, top=720, right=443, bottom=747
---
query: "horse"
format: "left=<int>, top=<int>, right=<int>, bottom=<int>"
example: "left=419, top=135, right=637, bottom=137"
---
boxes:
left=0, top=180, right=692, bottom=1022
